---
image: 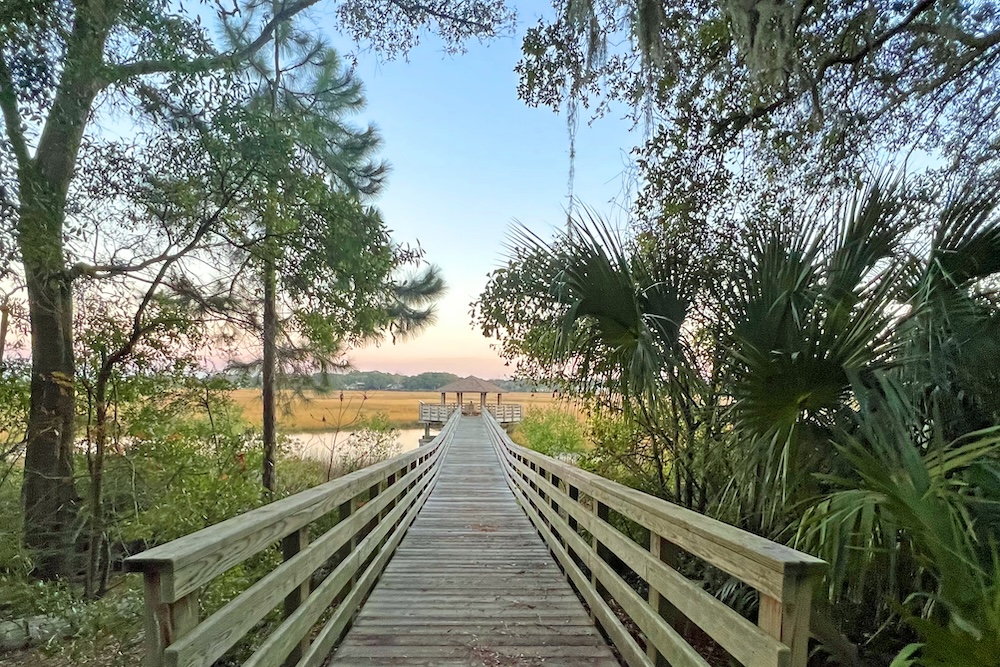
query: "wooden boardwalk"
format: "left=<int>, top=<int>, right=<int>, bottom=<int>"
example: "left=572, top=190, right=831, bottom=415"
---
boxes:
left=328, top=416, right=620, bottom=666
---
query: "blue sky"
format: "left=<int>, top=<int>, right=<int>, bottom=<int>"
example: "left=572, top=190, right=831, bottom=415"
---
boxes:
left=313, top=13, right=639, bottom=377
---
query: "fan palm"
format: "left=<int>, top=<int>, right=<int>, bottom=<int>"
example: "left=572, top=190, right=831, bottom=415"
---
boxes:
left=721, top=176, right=913, bottom=533
left=502, top=211, right=711, bottom=502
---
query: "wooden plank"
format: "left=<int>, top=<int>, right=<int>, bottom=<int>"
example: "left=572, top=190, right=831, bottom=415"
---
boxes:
left=505, top=452, right=789, bottom=667
left=239, top=461, right=441, bottom=667
left=502, top=464, right=651, bottom=667
left=508, top=457, right=705, bottom=667
left=492, top=416, right=807, bottom=667
left=141, top=571, right=198, bottom=667
left=298, top=470, right=435, bottom=667
left=281, top=528, right=309, bottom=667
left=598, top=517, right=789, bottom=667
left=496, top=432, right=823, bottom=598
left=327, top=416, right=618, bottom=666
left=759, top=570, right=817, bottom=667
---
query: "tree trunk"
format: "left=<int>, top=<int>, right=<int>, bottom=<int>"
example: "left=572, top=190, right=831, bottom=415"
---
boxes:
left=16, top=3, right=114, bottom=579
left=20, top=194, right=79, bottom=580
left=262, top=255, right=277, bottom=495
left=84, top=368, right=110, bottom=598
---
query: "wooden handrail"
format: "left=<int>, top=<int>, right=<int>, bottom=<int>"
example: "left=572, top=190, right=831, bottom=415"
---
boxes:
left=484, top=402, right=522, bottom=422
left=125, top=409, right=460, bottom=667
left=417, top=402, right=458, bottom=422
left=483, top=411, right=825, bottom=667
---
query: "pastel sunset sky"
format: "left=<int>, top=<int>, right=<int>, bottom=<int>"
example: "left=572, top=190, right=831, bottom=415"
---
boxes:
left=317, top=7, right=638, bottom=377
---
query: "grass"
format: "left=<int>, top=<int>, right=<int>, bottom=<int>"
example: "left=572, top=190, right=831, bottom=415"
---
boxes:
left=229, top=389, right=576, bottom=431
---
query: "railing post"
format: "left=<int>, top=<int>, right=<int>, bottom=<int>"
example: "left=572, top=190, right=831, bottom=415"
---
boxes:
left=758, top=568, right=817, bottom=667
left=333, top=498, right=354, bottom=601
left=646, top=533, right=684, bottom=665
left=590, top=500, right=610, bottom=623
left=383, top=473, right=396, bottom=522
left=141, top=569, right=198, bottom=667
left=281, top=527, right=310, bottom=667
left=350, top=489, right=370, bottom=586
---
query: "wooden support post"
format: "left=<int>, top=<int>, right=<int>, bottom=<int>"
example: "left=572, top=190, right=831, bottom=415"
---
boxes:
left=350, top=492, right=366, bottom=585
left=383, top=473, right=396, bottom=522
left=567, top=485, right=579, bottom=532
left=758, top=568, right=817, bottom=667
left=550, top=474, right=562, bottom=520
left=141, top=570, right=198, bottom=667
left=647, top=534, right=684, bottom=665
left=281, top=527, right=310, bottom=667
left=565, top=484, right=581, bottom=571
left=333, top=499, right=353, bottom=601
left=590, top=500, right=610, bottom=623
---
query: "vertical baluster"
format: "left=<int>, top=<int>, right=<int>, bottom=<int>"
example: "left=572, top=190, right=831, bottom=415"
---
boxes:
left=281, top=527, right=310, bottom=666
left=141, top=569, right=198, bottom=667
left=758, top=568, right=817, bottom=667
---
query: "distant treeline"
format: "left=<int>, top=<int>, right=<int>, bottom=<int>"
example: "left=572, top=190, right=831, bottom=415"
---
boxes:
left=231, top=370, right=545, bottom=393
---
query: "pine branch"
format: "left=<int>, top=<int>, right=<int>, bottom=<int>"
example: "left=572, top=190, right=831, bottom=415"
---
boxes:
left=105, top=0, right=323, bottom=84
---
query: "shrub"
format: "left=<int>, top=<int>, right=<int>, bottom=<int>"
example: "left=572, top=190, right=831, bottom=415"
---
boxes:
left=512, top=407, right=587, bottom=457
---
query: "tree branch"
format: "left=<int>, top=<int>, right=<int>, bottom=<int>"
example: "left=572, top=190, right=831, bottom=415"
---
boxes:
left=815, top=0, right=939, bottom=74
left=72, top=168, right=253, bottom=279
left=386, top=0, right=496, bottom=34
left=105, top=0, right=324, bottom=84
left=0, top=52, right=31, bottom=170
left=716, top=0, right=944, bottom=138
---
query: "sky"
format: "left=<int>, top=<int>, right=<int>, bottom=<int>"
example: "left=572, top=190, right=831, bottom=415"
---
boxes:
left=306, top=9, right=639, bottom=378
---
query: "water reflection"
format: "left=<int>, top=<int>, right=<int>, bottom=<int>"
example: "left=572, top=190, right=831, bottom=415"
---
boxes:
left=288, top=428, right=431, bottom=460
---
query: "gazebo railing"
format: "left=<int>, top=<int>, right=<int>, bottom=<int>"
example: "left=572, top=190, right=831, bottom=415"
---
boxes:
left=418, top=402, right=458, bottom=423
left=485, top=402, right=522, bottom=423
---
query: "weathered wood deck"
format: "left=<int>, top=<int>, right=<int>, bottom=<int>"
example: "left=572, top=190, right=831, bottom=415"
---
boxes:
left=127, top=410, right=823, bottom=667
left=328, top=416, right=619, bottom=666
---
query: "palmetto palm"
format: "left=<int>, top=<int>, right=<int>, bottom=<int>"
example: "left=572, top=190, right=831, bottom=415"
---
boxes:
left=502, top=211, right=710, bottom=501
left=482, top=175, right=1000, bottom=662
left=721, top=177, right=914, bottom=533
left=723, top=178, right=1000, bottom=658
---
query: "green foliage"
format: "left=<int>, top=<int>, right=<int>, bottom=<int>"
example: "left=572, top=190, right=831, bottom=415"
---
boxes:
left=478, top=175, right=1000, bottom=662
left=400, top=372, right=459, bottom=391
left=0, top=574, right=145, bottom=662
left=338, top=412, right=401, bottom=473
left=117, top=422, right=265, bottom=547
left=520, top=0, right=1000, bottom=211
left=0, top=468, right=30, bottom=579
left=512, top=408, right=586, bottom=457
left=0, top=363, right=31, bottom=577
left=579, top=409, right=669, bottom=496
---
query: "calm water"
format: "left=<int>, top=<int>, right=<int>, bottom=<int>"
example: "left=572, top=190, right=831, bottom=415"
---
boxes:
left=288, top=428, right=431, bottom=461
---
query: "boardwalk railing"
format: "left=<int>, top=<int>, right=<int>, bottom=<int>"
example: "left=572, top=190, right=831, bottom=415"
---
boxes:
left=125, top=409, right=459, bottom=667
left=419, top=401, right=523, bottom=423
left=417, top=401, right=457, bottom=422
left=484, top=411, right=825, bottom=667
left=484, top=402, right=522, bottom=423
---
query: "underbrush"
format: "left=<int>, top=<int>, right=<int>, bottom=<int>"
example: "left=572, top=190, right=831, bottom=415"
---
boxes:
left=511, top=406, right=587, bottom=458
left=0, top=405, right=367, bottom=666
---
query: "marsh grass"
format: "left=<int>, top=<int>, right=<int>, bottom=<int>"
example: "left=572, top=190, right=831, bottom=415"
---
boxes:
left=230, top=389, right=572, bottom=430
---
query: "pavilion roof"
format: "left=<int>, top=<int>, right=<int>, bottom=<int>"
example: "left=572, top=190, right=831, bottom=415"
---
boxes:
left=436, top=376, right=506, bottom=394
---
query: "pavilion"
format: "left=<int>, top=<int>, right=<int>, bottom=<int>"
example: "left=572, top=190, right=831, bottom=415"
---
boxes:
left=417, top=376, right=521, bottom=441
left=436, top=376, right=506, bottom=409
